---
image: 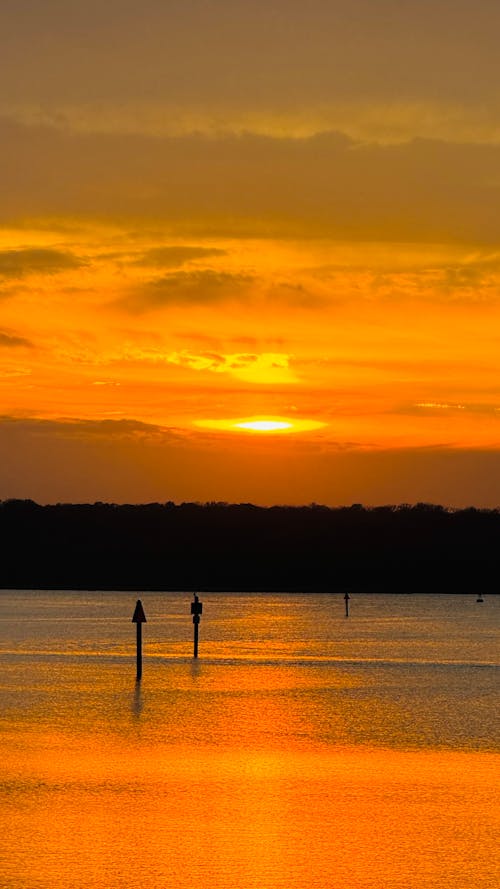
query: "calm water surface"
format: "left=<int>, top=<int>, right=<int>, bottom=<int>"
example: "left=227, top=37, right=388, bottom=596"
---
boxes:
left=0, top=591, right=498, bottom=888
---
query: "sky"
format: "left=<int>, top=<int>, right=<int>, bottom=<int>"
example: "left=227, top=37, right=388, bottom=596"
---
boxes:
left=2, top=0, right=500, bottom=506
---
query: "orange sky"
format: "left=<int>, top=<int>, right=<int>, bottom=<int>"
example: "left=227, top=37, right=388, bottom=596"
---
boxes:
left=2, top=1, right=500, bottom=505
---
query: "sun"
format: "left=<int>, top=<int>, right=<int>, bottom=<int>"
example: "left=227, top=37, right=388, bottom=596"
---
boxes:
left=195, top=416, right=327, bottom=433
left=235, top=420, right=292, bottom=431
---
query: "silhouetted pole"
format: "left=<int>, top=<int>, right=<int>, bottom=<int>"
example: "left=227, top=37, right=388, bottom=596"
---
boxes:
left=191, top=593, right=203, bottom=658
left=344, top=592, right=350, bottom=618
left=132, top=599, right=147, bottom=680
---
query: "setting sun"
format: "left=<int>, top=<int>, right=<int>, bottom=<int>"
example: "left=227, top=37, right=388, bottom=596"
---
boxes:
left=235, top=420, right=292, bottom=432
left=194, top=417, right=327, bottom=434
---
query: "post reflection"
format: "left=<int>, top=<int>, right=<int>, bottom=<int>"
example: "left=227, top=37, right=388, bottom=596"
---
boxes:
left=131, top=680, right=144, bottom=719
left=189, top=659, right=202, bottom=681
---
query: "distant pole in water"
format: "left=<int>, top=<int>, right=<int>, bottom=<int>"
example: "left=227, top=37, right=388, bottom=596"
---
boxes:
left=344, top=592, right=350, bottom=617
left=132, top=599, right=147, bottom=680
left=191, top=593, right=203, bottom=658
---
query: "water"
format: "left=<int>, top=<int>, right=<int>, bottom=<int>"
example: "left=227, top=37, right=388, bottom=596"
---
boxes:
left=0, top=591, right=498, bottom=889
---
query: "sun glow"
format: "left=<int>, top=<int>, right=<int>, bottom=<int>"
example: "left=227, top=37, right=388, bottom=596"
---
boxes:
left=195, top=417, right=327, bottom=434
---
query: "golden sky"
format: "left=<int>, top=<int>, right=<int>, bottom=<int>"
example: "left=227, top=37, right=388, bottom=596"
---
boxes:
left=2, top=0, right=500, bottom=505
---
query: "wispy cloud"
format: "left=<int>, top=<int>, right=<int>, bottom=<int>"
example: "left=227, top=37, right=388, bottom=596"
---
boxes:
left=0, top=415, right=181, bottom=442
left=304, top=251, right=500, bottom=305
left=166, top=350, right=298, bottom=383
left=395, top=402, right=500, bottom=417
left=131, top=245, right=228, bottom=268
left=0, top=329, right=33, bottom=347
left=119, top=269, right=255, bottom=311
left=0, top=247, right=85, bottom=279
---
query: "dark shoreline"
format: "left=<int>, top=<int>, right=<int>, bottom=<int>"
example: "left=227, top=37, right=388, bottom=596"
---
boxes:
left=2, top=499, right=499, bottom=594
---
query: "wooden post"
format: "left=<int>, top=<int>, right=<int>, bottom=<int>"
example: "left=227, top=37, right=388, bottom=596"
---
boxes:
left=344, top=592, right=350, bottom=618
left=132, top=599, right=147, bottom=680
left=190, top=594, right=203, bottom=658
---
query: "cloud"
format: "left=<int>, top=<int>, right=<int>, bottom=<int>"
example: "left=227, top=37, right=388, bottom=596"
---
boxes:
left=9, top=99, right=500, bottom=148
left=404, top=401, right=500, bottom=417
left=3, top=116, right=500, bottom=245
left=0, top=247, right=85, bottom=279
left=303, top=249, right=500, bottom=305
left=120, top=269, right=255, bottom=311
left=166, top=350, right=298, bottom=383
left=0, top=329, right=33, bottom=347
left=131, top=245, right=228, bottom=268
left=2, top=1, right=500, bottom=147
left=0, top=415, right=180, bottom=442
left=173, top=331, right=287, bottom=351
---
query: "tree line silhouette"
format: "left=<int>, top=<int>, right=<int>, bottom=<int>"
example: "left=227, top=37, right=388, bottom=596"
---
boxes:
left=1, top=499, right=499, bottom=593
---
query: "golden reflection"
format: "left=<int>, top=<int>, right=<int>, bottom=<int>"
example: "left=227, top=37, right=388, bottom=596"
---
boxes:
left=2, top=733, right=497, bottom=889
